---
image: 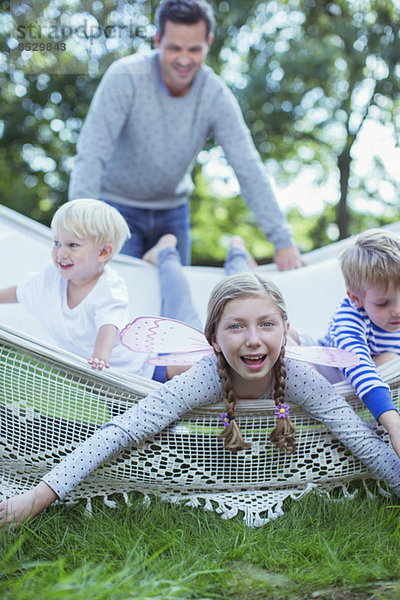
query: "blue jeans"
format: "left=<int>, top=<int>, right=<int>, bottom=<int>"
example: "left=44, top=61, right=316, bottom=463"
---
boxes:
left=152, top=245, right=251, bottom=383
left=158, top=245, right=250, bottom=328
left=106, top=201, right=191, bottom=265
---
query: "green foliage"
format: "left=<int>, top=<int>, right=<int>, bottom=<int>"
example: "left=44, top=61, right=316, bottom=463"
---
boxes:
left=288, top=202, right=400, bottom=253
left=190, top=172, right=400, bottom=264
left=1, top=0, right=400, bottom=260
left=0, top=71, right=98, bottom=225
left=226, top=0, right=400, bottom=238
left=190, top=169, right=273, bottom=265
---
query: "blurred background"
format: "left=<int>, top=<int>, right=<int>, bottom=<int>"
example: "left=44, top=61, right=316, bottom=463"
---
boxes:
left=2, top=0, right=400, bottom=264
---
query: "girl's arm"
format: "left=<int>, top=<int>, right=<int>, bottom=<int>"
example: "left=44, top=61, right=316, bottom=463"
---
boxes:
left=0, top=285, right=18, bottom=303
left=285, top=359, right=400, bottom=496
left=0, top=356, right=222, bottom=526
left=88, top=324, right=118, bottom=369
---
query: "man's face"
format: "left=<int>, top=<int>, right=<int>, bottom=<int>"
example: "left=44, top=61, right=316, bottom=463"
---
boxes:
left=154, top=20, right=213, bottom=97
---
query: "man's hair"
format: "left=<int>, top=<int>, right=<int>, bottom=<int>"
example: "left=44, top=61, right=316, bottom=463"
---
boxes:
left=51, top=198, right=130, bottom=257
left=339, top=228, right=400, bottom=297
left=155, top=0, right=215, bottom=38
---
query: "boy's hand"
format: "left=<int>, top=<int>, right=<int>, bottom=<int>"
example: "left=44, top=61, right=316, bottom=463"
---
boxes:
left=88, top=356, right=110, bottom=370
left=378, top=410, right=400, bottom=460
left=90, top=324, right=118, bottom=370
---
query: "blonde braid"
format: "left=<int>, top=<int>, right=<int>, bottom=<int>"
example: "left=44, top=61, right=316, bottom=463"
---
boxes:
left=269, top=347, right=296, bottom=454
left=216, top=353, right=251, bottom=452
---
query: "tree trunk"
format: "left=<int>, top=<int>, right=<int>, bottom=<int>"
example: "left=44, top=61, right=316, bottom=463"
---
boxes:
left=336, top=147, right=351, bottom=239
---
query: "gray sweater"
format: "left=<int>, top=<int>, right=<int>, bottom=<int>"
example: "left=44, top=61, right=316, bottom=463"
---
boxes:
left=43, top=355, right=400, bottom=499
left=69, top=51, right=293, bottom=250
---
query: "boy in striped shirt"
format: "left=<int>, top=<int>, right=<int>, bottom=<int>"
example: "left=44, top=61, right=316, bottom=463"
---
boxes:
left=320, top=229, right=400, bottom=457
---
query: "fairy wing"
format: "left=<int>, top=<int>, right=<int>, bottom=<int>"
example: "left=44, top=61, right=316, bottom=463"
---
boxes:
left=120, top=316, right=359, bottom=368
left=148, top=349, right=213, bottom=366
left=120, top=316, right=211, bottom=354
left=286, top=345, right=359, bottom=368
left=148, top=345, right=358, bottom=367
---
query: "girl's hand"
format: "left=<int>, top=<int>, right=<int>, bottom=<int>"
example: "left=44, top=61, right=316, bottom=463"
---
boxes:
left=0, top=482, right=58, bottom=527
left=88, top=356, right=110, bottom=370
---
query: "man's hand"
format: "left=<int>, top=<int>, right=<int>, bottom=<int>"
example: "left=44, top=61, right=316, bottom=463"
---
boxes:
left=273, top=246, right=306, bottom=271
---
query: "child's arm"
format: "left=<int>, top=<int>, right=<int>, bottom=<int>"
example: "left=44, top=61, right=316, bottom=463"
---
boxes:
left=88, top=324, right=118, bottom=370
left=0, top=285, right=18, bottom=303
left=0, top=356, right=221, bottom=526
left=378, top=409, right=400, bottom=459
left=326, top=301, right=396, bottom=417
left=286, top=360, right=400, bottom=497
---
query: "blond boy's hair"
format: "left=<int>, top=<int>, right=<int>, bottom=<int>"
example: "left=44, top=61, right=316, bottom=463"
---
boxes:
left=51, top=198, right=131, bottom=256
left=340, top=228, right=400, bottom=297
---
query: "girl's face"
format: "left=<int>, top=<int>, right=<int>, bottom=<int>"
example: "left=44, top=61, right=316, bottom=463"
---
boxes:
left=212, top=295, right=289, bottom=398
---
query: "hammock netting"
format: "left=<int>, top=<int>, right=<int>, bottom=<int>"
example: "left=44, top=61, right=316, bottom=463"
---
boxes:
left=2, top=326, right=400, bottom=526
left=1, top=205, right=400, bottom=526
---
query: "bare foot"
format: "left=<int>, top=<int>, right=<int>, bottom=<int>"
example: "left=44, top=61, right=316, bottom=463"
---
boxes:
left=142, top=234, right=178, bottom=266
left=230, top=236, right=258, bottom=269
left=0, top=482, right=58, bottom=527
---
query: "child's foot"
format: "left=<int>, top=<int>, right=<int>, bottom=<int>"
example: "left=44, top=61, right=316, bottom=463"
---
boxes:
left=142, top=234, right=178, bottom=266
left=230, top=236, right=258, bottom=269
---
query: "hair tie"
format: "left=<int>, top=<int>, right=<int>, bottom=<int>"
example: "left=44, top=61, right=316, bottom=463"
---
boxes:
left=220, top=412, right=235, bottom=427
left=275, top=403, right=291, bottom=419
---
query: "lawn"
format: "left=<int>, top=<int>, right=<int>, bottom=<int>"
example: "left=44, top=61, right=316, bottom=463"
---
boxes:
left=2, top=337, right=400, bottom=599
left=1, top=483, right=400, bottom=600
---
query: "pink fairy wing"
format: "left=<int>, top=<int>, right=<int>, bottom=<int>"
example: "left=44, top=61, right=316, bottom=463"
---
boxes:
left=120, top=316, right=359, bottom=368
left=120, top=316, right=211, bottom=354
left=148, top=345, right=358, bottom=368
left=148, top=349, right=213, bottom=366
left=286, top=345, right=359, bottom=368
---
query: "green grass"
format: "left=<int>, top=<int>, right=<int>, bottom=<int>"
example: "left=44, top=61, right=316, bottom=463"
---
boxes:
left=1, top=484, right=400, bottom=599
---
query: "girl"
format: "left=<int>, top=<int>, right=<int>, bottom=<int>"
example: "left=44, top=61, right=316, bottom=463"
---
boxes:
left=2, top=272, right=400, bottom=526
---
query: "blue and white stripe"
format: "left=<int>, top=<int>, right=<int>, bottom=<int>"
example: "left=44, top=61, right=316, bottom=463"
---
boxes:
left=320, top=296, right=400, bottom=399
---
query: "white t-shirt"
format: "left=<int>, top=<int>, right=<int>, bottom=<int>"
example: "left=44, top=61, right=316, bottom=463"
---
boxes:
left=16, top=262, right=153, bottom=377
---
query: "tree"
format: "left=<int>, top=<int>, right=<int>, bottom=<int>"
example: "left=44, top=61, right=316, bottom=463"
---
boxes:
left=218, top=0, right=400, bottom=240
left=2, top=0, right=399, bottom=252
left=1, top=0, right=152, bottom=224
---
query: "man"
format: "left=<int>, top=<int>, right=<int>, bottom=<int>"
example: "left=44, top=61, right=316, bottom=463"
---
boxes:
left=69, top=0, right=304, bottom=269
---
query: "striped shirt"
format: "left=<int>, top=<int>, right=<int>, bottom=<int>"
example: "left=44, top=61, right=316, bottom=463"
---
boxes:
left=320, top=297, right=400, bottom=419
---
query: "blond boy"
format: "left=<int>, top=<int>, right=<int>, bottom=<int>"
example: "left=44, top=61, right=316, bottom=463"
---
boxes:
left=320, top=229, right=400, bottom=456
left=0, top=198, right=153, bottom=377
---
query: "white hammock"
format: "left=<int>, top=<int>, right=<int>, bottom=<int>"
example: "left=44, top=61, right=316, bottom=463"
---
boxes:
left=1, top=205, right=400, bottom=526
